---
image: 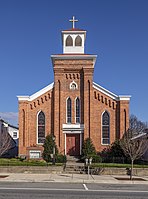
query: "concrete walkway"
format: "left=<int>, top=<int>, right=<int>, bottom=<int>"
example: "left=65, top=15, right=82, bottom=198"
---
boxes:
left=1, top=173, right=148, bottom=184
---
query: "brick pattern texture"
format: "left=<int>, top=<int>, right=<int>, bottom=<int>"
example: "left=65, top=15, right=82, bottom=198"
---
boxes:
left=18, top=57, right=130, bottom=158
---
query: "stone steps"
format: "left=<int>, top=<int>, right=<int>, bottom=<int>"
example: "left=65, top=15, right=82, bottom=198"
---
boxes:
left=64, top=156, right=85, bottom=174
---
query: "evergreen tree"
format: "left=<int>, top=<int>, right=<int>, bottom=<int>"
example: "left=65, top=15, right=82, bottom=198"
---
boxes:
left=82, top=138, right=96, bottom=158
left=110, top=140, right=125, bottom=157
left=42, top=134, right=58, bottom=163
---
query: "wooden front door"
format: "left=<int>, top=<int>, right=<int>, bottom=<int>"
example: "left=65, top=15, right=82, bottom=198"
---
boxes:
left=66, top=134, right=80, bottom=156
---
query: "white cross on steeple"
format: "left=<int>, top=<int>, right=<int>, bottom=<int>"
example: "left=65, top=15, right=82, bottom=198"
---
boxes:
left=69, top=16, right=78, bottom=29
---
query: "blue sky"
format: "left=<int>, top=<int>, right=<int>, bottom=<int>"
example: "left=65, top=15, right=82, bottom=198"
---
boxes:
left=0, top=0, right=148, bottom=125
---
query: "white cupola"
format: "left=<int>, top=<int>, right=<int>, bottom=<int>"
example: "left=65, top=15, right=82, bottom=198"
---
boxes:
left=62, top=16, right=86, bottom=54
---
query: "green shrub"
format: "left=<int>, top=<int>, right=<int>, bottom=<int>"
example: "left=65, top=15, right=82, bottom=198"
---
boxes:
left=98, top=140, right=128, bottom=163
left=82, top=138, right=96, bottom=159
left=56, top=154, right=67, bottom=163
left=42, top=134, right=58, bottom=163
left=91, top=154, right=102, bottom=163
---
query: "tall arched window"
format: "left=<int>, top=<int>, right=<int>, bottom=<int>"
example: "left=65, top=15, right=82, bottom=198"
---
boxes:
left=124, top=109, right=126, bottom=133
left=22, top=109, right=25, bottom=146
left=102, top=111, right=110, bottom=144
left=37, top=111, right=45, bottom=144
left=75, top=97, right=80, bottom=123
left=75, top=35, right=82, bottom=46
left=66, top=35, right=73, bottom=46
left=67, top=97, right=72, bottom=123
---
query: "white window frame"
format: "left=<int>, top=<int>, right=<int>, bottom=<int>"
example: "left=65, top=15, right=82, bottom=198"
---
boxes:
left=13, top=132, right=17, bottom=139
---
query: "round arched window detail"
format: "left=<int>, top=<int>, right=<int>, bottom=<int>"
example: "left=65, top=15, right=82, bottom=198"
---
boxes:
left=70, top=81, right=78, bottom=90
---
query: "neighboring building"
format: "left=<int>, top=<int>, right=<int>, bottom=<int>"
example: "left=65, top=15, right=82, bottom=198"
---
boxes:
left=17, top=17, right=131, bottom=159
left=7, top=124, right=19, bottom=147
left=144, top=129, right=148, bottom=161
left=0, top=119, right=19, bottom=157
left=131, top=129, right=148, bottom=161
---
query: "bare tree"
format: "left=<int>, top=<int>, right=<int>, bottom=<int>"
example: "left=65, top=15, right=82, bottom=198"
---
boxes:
left=120, top=115, right=148, bottom=180
left=129, top=114, right=146, bottom=135
left=0, top=127, right=15, bottom=157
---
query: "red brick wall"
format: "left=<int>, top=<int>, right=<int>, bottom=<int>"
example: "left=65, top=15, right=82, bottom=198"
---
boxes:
left=18, top=89, right=54, bottom=157
left=18, top=57, right=130, bottom=157
left=53, top=59, right=94, bottom=154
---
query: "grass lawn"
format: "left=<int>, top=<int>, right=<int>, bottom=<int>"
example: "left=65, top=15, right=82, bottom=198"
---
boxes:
left=92, top=162, right=148, bottom=168
left=0, top=158, right=148, bottom=168
left=0, top=158, right=57, bottom=166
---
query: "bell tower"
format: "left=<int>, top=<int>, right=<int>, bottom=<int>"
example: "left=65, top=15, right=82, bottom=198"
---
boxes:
left=62, top=16, right=86, bottom=54
left=51, top=17, right=97, bottom=155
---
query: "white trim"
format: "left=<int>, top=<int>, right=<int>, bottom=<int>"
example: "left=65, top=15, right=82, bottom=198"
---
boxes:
left=65, top=134, right=66, bottom=155
left=80, top=133, right=82, bottom=155
left=93, top=82, right=118, bottom=100
left=63, top=130, right=82, bottom=134
left=63, top=123, right=84, bottom=131
left=17, top=82, right=54, bottom=101
left=93, top=82, right=131, bottom=101
left=118, top=96, right=131, bottom=101
left=101, top=110, right=110, bottom=145
left=36, top=111, right=40, bottom=145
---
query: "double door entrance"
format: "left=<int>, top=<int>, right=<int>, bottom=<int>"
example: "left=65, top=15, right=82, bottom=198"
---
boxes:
left=66, top=134, right=80, bottom=156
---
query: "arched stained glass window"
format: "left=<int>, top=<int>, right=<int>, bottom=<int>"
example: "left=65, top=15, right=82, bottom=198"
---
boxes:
left=76, top=98, right=80, bottom=123
left=22, top=109, right=25, bottom=146
left=124, top=109, right=126, bottom=133
left=67, top=97, right=72, bottom=123
left=66, top=35, right=73, bottom=46
left=75, top=35, right=82, bottom=46
left=37, top=111, right=45, bottom=144
left=102, top=111, right=110, bottom=144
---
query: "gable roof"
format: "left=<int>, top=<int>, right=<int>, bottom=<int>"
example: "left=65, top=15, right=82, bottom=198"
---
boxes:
left=0, top=119, right=18, bottom=129
left=17, top=82, right=54, bottom=101
left=93, top=82, right=131, bottom=101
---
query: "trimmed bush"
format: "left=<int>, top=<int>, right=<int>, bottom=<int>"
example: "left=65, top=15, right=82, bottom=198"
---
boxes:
left=82, top=138, right=96, bottom=158
left=42, top=134, right=58, bottom=163
left=56, top=154, right=67, bottom=163
left=91, top=154, right=102, bottom=163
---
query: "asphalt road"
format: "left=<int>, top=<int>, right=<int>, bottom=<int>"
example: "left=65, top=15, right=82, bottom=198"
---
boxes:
left=0, top=182, right=148, bottom=199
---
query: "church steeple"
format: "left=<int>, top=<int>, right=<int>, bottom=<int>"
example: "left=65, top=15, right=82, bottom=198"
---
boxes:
left=62, top=16, right=86, bottom=54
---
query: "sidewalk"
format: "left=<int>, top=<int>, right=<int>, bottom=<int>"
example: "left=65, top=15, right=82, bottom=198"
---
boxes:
left=1, top=173, right=148, bottom=184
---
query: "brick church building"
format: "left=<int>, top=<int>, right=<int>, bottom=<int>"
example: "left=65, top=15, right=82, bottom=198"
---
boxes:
left=18, top=17, right=130, bottom=159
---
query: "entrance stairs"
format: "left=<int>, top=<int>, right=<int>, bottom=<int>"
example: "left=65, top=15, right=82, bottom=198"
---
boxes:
left=64, top=156, right=85, bottom=174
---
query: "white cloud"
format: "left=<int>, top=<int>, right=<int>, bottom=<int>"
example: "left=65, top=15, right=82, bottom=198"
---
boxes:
left=0, top=112, right=18, bottom=127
